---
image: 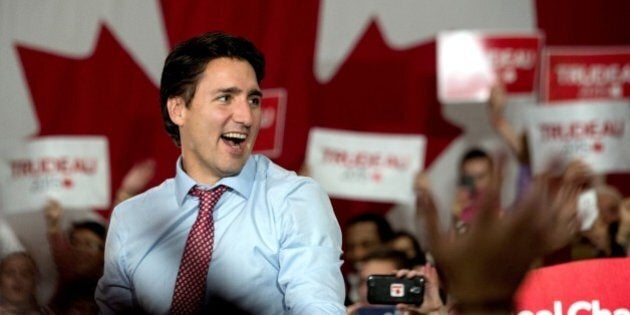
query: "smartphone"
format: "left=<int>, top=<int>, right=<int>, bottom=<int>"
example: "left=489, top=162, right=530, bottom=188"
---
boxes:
left=357, top=305, right=399, bottom=315
left=367, top=275, right=424, bottom=305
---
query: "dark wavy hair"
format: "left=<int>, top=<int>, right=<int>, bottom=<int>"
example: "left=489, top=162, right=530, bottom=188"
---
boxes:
left=160, top=31, right=266, bottom=146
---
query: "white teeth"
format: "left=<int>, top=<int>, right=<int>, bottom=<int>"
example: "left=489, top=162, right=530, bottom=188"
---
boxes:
left=222, top=132, right=246, bottom=140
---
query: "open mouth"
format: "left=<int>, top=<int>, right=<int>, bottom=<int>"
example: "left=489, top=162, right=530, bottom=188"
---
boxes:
left=221, top=132, right=247, bottom=146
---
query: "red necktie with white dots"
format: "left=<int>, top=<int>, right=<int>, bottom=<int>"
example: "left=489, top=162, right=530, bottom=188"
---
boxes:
left=170, top=185, right=227, bottom=315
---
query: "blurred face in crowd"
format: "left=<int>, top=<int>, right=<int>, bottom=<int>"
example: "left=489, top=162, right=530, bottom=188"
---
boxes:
left=460, top=157, right=492, bottom=196
left=389, top=236, right=417, bottom=261
left=345, top=222, right=382, bottom=267
left=0, top=254, right=37, bottom=305
left=169, top=57, right=262, bottom=185
left=358, top=259, right=398, bottom=304
left=70, top=228, right=105, bottom=276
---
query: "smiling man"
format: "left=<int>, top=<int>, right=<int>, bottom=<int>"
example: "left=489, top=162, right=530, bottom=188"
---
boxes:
left=96, top=32, right=345, bottom=314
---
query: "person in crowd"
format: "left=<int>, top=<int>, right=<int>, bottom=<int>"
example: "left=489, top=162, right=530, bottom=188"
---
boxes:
left=0, top=217, right=24, bottom=260
left=488, top=84, right=628, bottom=264
left=578, top=184, right=624, bottom=258
left=346, top=248, right=412, bottom=314
left=539, top=159, right=626, bottom=263
left=451, top=147, right=496, bottom=234
left=345, top=213, right=396, bottom=270
left=343, top=212, right=395, bottom=304
left=0, top=252, right=52, bottom=314
left=388, top=231, right=426, bottom=268
left=96, top=31, right=345, bottom=314
left=413, top=146, right=589, bottom=315
left=44, top=200, right=106, bottom=314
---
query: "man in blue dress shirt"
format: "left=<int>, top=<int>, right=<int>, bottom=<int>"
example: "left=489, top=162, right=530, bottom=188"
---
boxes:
left=95, top=31, right=345, bottom=314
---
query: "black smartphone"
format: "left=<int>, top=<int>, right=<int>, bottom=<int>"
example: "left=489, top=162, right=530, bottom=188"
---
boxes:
left=367, top=275, right=424, bottom=305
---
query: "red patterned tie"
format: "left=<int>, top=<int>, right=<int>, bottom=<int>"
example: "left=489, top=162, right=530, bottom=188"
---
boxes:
left=171, top=185, right=227, bottom=315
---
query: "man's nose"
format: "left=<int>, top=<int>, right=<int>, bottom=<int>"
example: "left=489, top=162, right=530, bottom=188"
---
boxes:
left=232, top=98, right=254, bottom=126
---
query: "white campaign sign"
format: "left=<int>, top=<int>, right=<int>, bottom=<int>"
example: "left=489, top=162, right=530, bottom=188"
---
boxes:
left=306, top=127, right=426, bottom=203
left=526, top=101, right=630, bottom=174
left=0, top=136, right=110, bottom=214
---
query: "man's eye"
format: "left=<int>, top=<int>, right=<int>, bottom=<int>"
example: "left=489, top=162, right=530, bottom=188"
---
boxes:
left=217, top=95, right=231, bottom=102
left=248, top=97, right=261, bottom=107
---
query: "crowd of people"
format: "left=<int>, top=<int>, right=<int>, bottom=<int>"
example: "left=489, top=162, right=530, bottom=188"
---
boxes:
left=0, top=160, right=155, bottom=314
left=0, top=30, right=627, bottom=314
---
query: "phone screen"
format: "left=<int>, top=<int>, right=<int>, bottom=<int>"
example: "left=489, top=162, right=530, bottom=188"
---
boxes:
left=367, top=275, right=424, bottom=306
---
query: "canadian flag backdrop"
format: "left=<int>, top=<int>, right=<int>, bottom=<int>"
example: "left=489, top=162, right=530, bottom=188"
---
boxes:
left=1, top=0, right=629, bottom=237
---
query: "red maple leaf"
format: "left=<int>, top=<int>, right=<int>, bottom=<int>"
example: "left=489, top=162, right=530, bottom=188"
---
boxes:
left=62, top=177, right=74, bottom=189
left=371, top=171, right=382, bottom=183
left=592, top=141, right=604, bottom=153
left=18, top=26, right=179, bottom=217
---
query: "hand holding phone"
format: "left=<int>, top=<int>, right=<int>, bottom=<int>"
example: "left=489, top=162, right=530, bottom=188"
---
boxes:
left=367, top=275, right=424, bottom=306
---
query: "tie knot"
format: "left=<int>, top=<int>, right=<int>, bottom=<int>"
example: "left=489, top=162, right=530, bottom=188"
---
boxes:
left=189, top=185, right=227, bottom=204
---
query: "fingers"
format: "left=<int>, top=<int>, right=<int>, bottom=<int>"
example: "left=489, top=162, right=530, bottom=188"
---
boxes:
left=395, top=268, right=424, bottom=279
left=562, top=159, right=593, bottom=187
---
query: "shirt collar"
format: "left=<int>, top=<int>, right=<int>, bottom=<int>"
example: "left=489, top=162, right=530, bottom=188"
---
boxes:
left=174, top=155, right=256, bottom=206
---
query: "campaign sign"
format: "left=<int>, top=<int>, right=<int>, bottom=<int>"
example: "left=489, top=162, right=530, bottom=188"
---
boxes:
left=306, top=127, right=426, bottom=203
left=526, top=101, right=630, bottom=174
left=252, top=88, right=287, bottom=158
left=438, top=30, right=543, bottom=103
left=0, top=136, right=110, bottom=214
left=541, top=47, right=630, bottom=103
left=516, top=258, right=630, bottom=314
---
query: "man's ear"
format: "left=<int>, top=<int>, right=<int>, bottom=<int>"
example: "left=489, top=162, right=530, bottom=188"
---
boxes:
left=167, top=97, right=186, bottom=126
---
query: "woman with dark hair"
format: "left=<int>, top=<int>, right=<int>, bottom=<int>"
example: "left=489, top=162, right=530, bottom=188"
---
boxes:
left=388, top=231, right=426, bottom=267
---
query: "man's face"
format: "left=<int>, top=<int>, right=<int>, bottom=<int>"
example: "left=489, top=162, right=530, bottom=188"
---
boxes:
left=358, top=259, right=398, bottom=304
left=345, top=222, right=382, bottom=267
left=170, top=57, right=262, bottom=185
left=460, top=157, right=492, bottom=194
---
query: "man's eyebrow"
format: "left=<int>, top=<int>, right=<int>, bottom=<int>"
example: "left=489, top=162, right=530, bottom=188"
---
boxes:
left=249, top=89, right=263, bottom=98
left=215, top=87, right=242, bottom=94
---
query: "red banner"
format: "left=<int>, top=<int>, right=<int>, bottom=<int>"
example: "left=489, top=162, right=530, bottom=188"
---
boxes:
left=252, top=88, right=287, bottom=158
left=438, top=31, right=543, bottom=103
left=541, top=47, right=630, bottom=103
left=516, top=258, right=630, bottom=314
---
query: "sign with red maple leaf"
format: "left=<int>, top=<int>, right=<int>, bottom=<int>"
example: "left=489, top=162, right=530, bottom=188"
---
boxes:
left=1, top=136, right=110, bottom=214
left=541, top=46, right=630, bottom=103
left=526, top=101, right=630, bottom=174
left=306, top=127, right=426, bottom=204
left=438, top=30, right=543, bottom=103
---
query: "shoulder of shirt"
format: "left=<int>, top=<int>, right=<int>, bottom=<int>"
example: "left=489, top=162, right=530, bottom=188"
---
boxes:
left=112, top=177, right=175, bottom=215
left=254, top=155, right=323, bottom=194
left=255, top=155, right=314, bottom=184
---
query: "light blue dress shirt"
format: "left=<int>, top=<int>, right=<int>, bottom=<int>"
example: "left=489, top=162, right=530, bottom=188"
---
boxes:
left=96, top=155, right=345, bottom=314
